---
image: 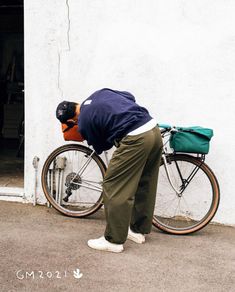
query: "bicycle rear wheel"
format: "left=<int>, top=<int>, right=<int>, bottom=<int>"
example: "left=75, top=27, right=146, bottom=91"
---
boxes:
left=41, top=144, right=106, bottom=217
left=153, top=154, right=220, bottom=234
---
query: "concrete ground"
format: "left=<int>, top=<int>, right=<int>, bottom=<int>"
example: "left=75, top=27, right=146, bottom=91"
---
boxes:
left=0, top=201, right=234, bottom=292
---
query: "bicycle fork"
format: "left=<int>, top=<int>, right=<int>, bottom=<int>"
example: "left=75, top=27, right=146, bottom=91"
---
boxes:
left=162, top=154, right=182, bottom=195
left=162, top=153, right=202, bottom=196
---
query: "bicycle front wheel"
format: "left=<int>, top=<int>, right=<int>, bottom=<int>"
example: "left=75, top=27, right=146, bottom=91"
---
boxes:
left=153, top=154, right=220, bottom=235
left=41, top=144, right=106, bottom=217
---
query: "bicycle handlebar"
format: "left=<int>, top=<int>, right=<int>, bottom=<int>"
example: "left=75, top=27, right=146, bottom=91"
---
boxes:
left=157, top=123, right=177, bottom=135
left=157, top=123, right=172, bottom=129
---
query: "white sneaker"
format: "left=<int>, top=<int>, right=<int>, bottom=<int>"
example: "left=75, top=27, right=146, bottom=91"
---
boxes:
left=127, top=227, right=145, bottom=244
left=87, top=236, right=124, bottom=253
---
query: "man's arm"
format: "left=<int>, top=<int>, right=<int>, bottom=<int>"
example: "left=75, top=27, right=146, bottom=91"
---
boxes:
left=78, top=107, right=112, bottom=155
left=80, top=124, right=112, bottom=154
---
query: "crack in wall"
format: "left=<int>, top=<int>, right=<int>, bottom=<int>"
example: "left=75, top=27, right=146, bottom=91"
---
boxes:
left=58, top=0, right=71, bottom=98
left=57, top=52, right=62, bottom=97
left=66, top=0, right=71, bottom=51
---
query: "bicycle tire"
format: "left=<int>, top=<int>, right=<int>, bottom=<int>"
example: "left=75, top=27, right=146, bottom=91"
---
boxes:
left=152, top=154, right=220, bottom=235
left=41, top=144, right=106, bottom=217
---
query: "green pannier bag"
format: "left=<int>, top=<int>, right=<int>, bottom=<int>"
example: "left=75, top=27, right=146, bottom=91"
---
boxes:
left=169, top=126, right=214, bottom=154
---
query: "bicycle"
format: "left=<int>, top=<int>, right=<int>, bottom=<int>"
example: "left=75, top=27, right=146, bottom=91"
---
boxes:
left=41, top=124, right=220, bottom=235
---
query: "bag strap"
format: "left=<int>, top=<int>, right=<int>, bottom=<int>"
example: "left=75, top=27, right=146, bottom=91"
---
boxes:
left=177, top=127, right=213, bottom=140
left=62, top=122, right=76, bottom=133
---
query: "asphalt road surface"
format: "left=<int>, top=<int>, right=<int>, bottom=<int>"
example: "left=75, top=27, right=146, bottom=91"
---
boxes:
left=0, top=201, right=234, bottom=292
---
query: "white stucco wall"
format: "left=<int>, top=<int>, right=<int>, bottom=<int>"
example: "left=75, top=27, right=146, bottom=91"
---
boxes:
left=24, top=0, right=235, bottom=225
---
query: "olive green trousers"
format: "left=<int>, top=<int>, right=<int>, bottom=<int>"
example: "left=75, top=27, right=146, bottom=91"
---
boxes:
left=103, top=126, right=163, bottom=244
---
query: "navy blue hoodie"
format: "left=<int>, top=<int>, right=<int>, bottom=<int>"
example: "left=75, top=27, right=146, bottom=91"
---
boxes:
left=78, top=88, right=152, bottom=154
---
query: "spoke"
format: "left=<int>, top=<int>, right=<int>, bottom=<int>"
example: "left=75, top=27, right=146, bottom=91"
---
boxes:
left=159, top=171, right=170, bottom=184
left=182, top=197, right=197, bottom=226
left=181, top=195, right=193, bottom=222
left=44, top=147, right=104, bottom=214
left=155, top=156, right=215, bottom=231
left=156, top=193, right=178, bottom=213
left=173, top=197, right=181, bottom=218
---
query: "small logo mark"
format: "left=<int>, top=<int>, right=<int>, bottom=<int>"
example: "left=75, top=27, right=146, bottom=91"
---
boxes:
left=73, top=268, right=83, bottom=279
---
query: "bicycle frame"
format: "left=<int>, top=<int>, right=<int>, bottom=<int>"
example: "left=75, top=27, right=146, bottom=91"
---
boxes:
left=67, top=148, right=104, bottom=193
left=67, top=127, right=206, bottom=197
left=42, top=125, right=219, bottom=233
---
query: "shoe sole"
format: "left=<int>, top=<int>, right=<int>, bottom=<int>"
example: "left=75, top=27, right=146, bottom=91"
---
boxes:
left=127, top=234, right=145, bottom=244
left=87, top=242, right=124, bottom=253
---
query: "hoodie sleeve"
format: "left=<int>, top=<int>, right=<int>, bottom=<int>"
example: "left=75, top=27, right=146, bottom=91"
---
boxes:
left=78, top=105, right=113, bottom=154
left=81, top=125, right=112, bottom=154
